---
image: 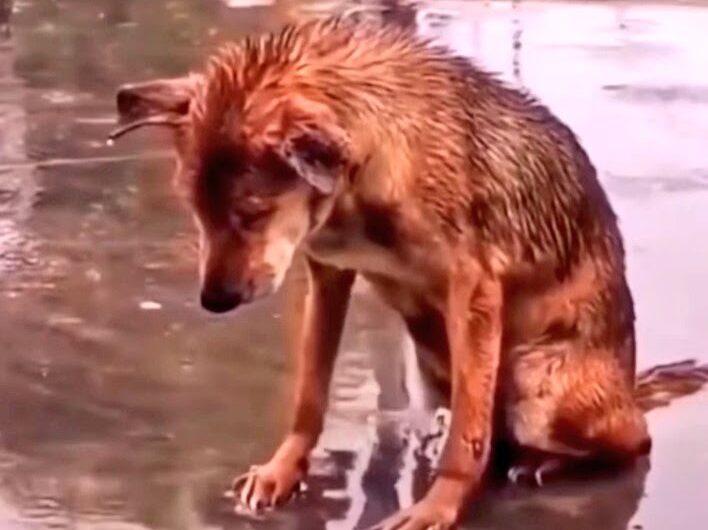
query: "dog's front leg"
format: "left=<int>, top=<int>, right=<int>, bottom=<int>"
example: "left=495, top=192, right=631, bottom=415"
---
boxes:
left=370, top=262, right=503, bottom=530
left=233, top=257, right=355, bottom=512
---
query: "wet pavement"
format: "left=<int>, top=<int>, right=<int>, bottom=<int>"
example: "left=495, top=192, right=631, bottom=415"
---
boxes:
left=0, top=1, right=707, bottom=529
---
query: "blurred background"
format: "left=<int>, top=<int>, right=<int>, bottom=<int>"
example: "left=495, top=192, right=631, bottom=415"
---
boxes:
left=0, top=1, right=707, bottom=529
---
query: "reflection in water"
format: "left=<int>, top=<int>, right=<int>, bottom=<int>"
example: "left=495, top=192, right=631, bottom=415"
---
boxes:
left=0, top=17, right=40, bottom=281
left=0, top=0, right=11, bottom=39
left=473, top=460, right=650, bottom=530
left=0, top=1, right=707, bottom=529
left=511, top=0, right=523, bottom=83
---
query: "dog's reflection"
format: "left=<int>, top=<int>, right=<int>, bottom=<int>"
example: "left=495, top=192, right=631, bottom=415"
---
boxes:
left=349, top=420, right=649, bottom=530
left=255, top=415, right=649, bottom=530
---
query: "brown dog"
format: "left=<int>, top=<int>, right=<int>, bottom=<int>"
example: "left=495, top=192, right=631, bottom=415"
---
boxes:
left=111, top=17, right=708, bottom=530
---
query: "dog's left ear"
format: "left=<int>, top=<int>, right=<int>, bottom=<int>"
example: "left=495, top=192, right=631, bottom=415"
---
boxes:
left=274, top=97, right=350, bottom=195
left=279, top=126, right=348, bottom=195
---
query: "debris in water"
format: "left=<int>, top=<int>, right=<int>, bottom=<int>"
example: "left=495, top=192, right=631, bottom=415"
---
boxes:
left=139, top=300, right=162, bottom=311
left=85, top=268, right=102, bottom=282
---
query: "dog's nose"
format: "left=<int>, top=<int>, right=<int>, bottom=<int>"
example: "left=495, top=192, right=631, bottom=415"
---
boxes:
left=200, top=288, right=243, bottom=314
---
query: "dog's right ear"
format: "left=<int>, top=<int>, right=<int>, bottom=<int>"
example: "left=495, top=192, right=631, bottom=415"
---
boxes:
left=110, top=75, right=202, bottom=141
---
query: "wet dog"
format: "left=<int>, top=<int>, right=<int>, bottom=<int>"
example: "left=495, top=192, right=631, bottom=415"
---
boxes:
left=111, top=16, right=708, bottom=529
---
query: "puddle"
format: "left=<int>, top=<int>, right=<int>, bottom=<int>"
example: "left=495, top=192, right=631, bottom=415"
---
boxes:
left=0, top=1, right=706, bottom=529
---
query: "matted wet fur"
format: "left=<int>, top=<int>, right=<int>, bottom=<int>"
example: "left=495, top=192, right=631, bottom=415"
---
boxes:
left=111, top=16, right=708, bottom=530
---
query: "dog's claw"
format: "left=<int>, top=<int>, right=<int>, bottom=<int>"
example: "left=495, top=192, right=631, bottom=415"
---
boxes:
left=508, top=458, right=563, bottom=487
left=507, top=464, right=541, bottom=486
left=233, top=502, right=267, bottom=520
left=534, top=467, right=546, bottom=488
left=229, top=461, right=305, bottom=515
left=223, top=470, right=252, bottom=500
left=507, top=465, right=524, bottom=485
left=230, top=467, right=254, bottom=490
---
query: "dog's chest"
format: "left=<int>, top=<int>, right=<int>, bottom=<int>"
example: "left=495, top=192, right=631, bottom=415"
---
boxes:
left=304, top=194, right=446, bottom=292
left=304, top=200, right=409, bottom=274
left=305, top=224, right=412, bottom=279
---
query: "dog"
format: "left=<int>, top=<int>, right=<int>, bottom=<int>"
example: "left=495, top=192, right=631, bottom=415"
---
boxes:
left=110, top=16, right=708, bottom=529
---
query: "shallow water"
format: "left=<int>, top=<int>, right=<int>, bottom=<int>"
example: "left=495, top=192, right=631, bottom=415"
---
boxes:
left=0, top=1, right=706, bottom=529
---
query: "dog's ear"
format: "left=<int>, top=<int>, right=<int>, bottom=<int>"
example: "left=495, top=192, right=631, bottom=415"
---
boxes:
left=109, top=75, right=203, bottom=142
left=272, top=97, right=349, bottom=195
left=279, top=126, right=348, bottom=195
left=116, top=75, right=200, bottom=122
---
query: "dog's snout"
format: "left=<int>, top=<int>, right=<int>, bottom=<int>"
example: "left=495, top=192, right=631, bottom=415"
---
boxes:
left=200, top=288, right=245, bottom=314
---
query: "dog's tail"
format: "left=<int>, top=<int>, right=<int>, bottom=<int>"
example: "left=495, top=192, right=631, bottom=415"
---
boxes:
left=635, top=359, right=708, bottom=413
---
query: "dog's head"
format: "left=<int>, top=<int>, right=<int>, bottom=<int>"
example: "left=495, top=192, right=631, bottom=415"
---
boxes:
left=112, top=66, right=351, bottom=313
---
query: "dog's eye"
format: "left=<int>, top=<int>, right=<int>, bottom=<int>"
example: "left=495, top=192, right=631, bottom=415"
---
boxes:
left=244, top=196, right=266, bottom=209
left=231, top=197, right=272, bottom=231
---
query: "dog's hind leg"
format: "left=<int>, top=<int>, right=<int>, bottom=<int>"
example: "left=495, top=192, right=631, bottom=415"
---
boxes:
left=506, top=343, right=651, bottom=486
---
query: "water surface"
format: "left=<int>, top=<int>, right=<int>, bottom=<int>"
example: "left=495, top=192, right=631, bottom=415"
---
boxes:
left=1, top=1, right=707, bottom=529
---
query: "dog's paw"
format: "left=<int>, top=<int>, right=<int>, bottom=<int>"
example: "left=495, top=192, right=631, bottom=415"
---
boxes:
left=227, top=459, right=307, bottom=514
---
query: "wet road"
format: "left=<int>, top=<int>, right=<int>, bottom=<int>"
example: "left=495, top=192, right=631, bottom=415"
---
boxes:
left=0, top=1, right=707, bottom=529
